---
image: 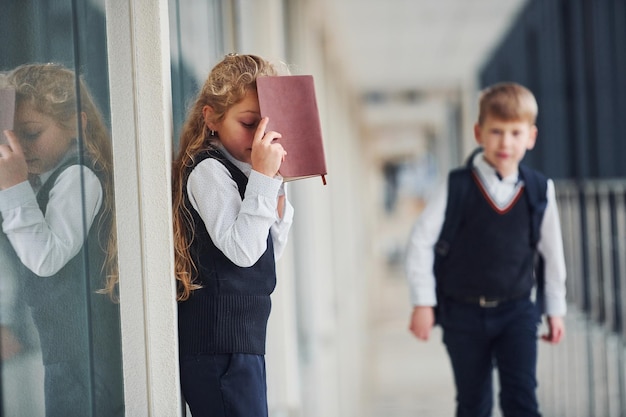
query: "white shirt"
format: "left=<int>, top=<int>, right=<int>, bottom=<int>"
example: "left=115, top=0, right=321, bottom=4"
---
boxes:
left=0, top=230, right=19, bottom=325
left=186, top=147, right=294, bottom=267
left=405, top=152, right=567, bottom=316
left=0, top=164, right=103, bottom=277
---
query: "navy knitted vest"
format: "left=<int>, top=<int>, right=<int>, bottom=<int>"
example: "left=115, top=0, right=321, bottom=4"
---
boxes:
left=178, top=149, right=276, bottom=356
left=23, top=158, right=122, bottom=372
left=436, top=170, right=536, bottom=299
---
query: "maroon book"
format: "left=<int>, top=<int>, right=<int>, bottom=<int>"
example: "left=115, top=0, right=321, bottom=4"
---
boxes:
left=257, top=75, right=327, bottom=184
left=0, top=87, right=16, bottom=143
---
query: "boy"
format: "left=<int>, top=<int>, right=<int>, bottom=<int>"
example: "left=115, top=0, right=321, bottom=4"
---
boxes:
left=405, top=82, right=566, bottom=417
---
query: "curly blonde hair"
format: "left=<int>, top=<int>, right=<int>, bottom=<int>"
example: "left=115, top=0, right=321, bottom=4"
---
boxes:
left=172, top=54, right=279, bottom=301
left=8, top=63, right=119, bottom=299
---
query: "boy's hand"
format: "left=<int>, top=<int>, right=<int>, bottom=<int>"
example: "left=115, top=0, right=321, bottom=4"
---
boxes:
left=541, top=315, right=565, bottom=344
left=251, top=117, right=286, bottom=177
left=0, top=131, right=28, bottom=190
left=409, top=306, right=435, bottom=341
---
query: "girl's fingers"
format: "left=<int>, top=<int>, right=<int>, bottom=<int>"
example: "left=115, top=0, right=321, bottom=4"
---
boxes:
left=263, top=131, right=282, bottom=145
left=251, top=117, right=285, bottom=176
left=254, top=117, right=269, bottom=144
left=2, top=131, right=23, bottom=156
left=254, top=118, right=282, bottom=146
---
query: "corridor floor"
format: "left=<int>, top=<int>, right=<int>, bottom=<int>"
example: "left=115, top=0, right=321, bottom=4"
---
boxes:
left=367, top=276, right=456, bottom=417
left=366, top=273, right=601, bottom=417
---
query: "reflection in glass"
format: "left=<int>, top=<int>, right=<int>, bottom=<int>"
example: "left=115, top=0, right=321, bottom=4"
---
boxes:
left=0, top=63, right=123, bottom=416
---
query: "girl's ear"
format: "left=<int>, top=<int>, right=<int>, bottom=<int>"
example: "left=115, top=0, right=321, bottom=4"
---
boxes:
left=202, top=105, right=216, bottom=131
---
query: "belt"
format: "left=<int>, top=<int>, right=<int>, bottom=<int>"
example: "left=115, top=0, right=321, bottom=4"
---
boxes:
left=446, top=292, right=530, bottom=308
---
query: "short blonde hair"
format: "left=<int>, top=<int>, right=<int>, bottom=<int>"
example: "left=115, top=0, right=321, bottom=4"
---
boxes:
left=477, top=82, right=538, bottom=125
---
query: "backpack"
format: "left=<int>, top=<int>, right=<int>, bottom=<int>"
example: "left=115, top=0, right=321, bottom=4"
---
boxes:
left=433, top=149, right=548, bottom=322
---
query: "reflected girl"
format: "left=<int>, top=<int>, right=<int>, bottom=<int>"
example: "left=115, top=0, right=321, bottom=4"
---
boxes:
left=0, top=63, right=123, bottom=416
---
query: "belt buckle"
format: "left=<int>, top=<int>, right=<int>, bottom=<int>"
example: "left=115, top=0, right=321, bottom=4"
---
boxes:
left=479, top=296, right=499, bottom=308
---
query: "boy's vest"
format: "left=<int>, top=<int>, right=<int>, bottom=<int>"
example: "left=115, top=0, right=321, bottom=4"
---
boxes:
left=434, top=150, right=548, bottom=315
left=178, top=148, right=276, bottom=356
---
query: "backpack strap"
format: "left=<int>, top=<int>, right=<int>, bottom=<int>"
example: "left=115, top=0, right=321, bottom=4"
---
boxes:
left=433, top=148, right=480, bottom=273
left=518, top=164, right=548, bottom=247
left=518, top=164, right=549, bottom=316
left=431, top=151, right=477, bottom=324
left=433, top=168, right=471, bottom=273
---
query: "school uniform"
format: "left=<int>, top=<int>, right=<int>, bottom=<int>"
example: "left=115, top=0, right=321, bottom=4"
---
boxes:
left=178, top=146, right=293, bottom=417
left=0, top=154, right=124, bottom=417
left=406, top=151, right=566, bottom=417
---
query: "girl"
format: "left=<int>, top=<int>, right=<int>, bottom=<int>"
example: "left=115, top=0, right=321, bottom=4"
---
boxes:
left=0, top=63, right=124, bottom=416
left=172, top=53, right=294, bottom=416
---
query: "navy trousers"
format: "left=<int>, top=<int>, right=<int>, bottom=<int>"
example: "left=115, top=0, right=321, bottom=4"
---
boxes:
left=180, top=353, right=268, bottom=417
left=44, top=358, right=124, bottom=417
left=441, top=296, right=541, bottom=417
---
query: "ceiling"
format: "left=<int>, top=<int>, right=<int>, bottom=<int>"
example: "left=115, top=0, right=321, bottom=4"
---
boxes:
left=322, top=0, right=529, bottom=98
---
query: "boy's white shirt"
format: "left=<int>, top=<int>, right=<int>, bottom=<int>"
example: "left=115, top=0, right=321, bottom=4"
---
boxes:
left=405, top=151, right=567, bottom=317
left=186, top=146, right=294, bottom=268
left=0, top=164, right=102, bottom=277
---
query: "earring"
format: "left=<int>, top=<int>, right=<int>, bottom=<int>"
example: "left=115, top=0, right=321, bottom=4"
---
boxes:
left=210, top=130, right=215, bottom=136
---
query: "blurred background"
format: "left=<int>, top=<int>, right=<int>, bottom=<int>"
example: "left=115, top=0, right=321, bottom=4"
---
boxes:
left=1, top=0, right=625, bottom=416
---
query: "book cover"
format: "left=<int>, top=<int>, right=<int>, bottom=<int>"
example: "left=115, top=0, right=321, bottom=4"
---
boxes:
left=257, top=75, right=327, bottom=184
left=0, top=87, right=16, bottom=143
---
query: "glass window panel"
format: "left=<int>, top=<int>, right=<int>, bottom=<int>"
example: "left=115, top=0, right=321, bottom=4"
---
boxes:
left=169, top=0, right=225, bottom=145
left=0, top=1, right=124, bottom=415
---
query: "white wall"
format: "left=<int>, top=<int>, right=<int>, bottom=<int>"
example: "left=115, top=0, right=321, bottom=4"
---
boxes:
left=236, top=1, right=371, bottom=416
left=105, top=0, right=182, bottom=415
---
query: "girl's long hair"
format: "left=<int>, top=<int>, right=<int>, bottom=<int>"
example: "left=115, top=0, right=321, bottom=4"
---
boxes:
left=9, top=63, right=119, bottom=299
left=172, top=54, right=278, bottom=301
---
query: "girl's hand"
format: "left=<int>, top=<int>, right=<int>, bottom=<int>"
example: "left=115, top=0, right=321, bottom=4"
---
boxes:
left=251, top=117, right=287, bottom=177
left=0, top=131, right=28, bottom=190
left=277, top=194, right=285, bottom=219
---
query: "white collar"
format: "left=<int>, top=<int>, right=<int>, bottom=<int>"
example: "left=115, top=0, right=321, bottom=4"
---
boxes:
left=471, top=151, right=525, bottom=210
left=472, top=151, right=520, bottom=186
left=216, top=145, right=252, bottom=177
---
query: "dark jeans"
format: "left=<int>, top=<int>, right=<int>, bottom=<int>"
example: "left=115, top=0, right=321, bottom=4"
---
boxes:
left=441, top=297, right=541, bottom=417
left=180, top=353, right=268, bottom=417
